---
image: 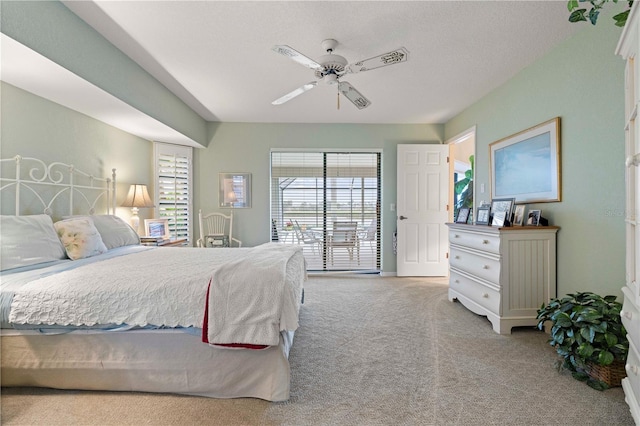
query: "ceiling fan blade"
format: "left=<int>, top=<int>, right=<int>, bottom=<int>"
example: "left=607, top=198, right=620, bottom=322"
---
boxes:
left=347, top=47, right=409, bottom=74
left=338, top=81, right=371, bottom=110
left=272, top=82, right=318, bottom=105
left=272, top=45, right=323, bottom=71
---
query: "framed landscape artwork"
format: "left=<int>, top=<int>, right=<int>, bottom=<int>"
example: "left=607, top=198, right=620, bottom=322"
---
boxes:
left=490, top=117, right=561, bottom=203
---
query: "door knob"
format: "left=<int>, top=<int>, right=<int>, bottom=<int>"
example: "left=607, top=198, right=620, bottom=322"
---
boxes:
left=399, top=216, right=408, bottom=220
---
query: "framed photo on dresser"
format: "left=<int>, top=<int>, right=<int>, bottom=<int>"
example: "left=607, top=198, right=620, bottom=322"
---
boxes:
left=492, top=211, right=507, bottom=227
left=456, top=207, right=470, bottom=224
left=476, top=206, right=491, bottom=225
left=490, top=198, right=515, bottom=224
left=513, top=205, right=526, bottom=226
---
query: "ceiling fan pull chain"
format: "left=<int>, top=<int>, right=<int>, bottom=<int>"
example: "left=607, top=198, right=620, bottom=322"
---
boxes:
left=337, top=91, right=340, bottom=110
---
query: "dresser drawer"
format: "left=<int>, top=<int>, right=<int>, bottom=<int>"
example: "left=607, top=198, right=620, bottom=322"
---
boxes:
left=450, top=247, right=501, bottom=284
left=622, top=288, right=639, bottom=347
left=624, top=338, right=640, bottom=414
left=450, top=269, right=500, bottom=315
left=449, top=229, right=500, bottom=254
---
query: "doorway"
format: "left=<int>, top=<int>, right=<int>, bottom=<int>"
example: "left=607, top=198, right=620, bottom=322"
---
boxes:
left=447, top=127, right=476, bottom=223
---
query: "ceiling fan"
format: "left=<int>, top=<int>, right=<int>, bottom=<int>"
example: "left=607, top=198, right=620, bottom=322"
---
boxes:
left=271, top=39, right=409, bottom=110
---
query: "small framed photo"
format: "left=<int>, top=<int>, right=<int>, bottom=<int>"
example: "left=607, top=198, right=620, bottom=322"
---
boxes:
left=513, top=205, right=526, bottom=226
left=527, top=210, right=542, bottom=226
left=144, top=218, right=170, bottom=238
left=456, top=207, right=470, bottom=224
left=492, top=211, right=507, bottom=227
left=476, top=206, right=491, bottom=225
left=490, top=198, right=516, bottom=225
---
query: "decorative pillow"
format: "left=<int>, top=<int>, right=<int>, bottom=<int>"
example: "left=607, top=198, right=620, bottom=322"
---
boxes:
left=54, top=218, right=108, bottom=260
left=0, top=215, right=67, bottom=271
left=82, top=215, right=140, bottom=249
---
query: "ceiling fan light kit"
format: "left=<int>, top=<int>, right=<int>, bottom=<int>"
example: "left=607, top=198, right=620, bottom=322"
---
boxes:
left=271, top=39, right=408, bottom=110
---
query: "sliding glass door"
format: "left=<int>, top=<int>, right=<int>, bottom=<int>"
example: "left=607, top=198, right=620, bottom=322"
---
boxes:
left=271, top=151, right=381, bottom=272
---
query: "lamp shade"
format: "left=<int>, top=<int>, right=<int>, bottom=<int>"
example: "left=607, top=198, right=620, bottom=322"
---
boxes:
left=121, top=184, right=155, bottom=208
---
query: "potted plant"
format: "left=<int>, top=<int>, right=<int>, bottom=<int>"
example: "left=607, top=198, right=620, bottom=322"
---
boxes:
left=567, top=0, right=634, bottom=27
left=536, top=292, right=628, bottom=390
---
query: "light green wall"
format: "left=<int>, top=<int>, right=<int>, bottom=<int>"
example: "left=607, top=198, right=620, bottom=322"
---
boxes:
left=445, top=22, right=626, bottom=297
left=196, top=122, right=444, bottom=273
left=1, top=0, right=628, bottom=285
left=1, top=0, right=208, bottom=147
left=1, top=82, right=154, bottom=225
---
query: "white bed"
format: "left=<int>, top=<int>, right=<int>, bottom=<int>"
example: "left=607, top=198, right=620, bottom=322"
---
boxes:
left=0, top=156, right=306, bottom=401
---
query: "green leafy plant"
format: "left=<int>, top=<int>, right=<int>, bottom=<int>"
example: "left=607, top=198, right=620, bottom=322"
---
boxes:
left=454, top=155, right=474, bottom=220
left=536, top=292, right=628, bottom=390
left=568, top=0, right=634, bottom=27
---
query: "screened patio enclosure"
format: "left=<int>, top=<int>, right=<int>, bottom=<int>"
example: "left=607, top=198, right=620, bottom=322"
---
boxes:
left=271, top=151, right=381, bottom=272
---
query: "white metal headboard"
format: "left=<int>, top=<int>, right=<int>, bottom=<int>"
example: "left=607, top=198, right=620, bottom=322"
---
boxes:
left=0, top=155, right=116, bottom=218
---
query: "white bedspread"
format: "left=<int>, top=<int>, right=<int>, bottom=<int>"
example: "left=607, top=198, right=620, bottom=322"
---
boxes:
left=206, top=244, right=305, bottom=346
left=8, top=244, right=306, bottom=340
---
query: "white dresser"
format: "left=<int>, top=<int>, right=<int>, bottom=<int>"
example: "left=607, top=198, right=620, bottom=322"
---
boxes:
left=447, top=223, right=558, bottom=335
left=616, top=4, right=640, bottom=423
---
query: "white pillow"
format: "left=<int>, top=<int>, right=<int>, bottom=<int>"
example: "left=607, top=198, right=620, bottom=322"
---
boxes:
left=85, top=215, right=140, bottom=249
left=0, top=215, right=67, bottom=271
left=54, top=218, right=108, bottom=260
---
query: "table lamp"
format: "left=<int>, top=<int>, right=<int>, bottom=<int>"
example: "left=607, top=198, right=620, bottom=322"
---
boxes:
left=121, top=184, right=155, bottom=232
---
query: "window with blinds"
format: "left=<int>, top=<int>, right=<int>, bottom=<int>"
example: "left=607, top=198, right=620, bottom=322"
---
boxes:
left=271, top=151, right=381, bottom=272
left=154, top=142, right=193, bottom=243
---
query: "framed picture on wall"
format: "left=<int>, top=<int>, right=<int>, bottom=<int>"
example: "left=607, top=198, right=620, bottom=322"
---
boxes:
left=219, top=173, right=251, bottom=208
left=490, top=117, right=561, bottom=203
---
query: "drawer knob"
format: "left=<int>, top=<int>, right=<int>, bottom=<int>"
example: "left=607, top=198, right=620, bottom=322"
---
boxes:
left=454, top=279, right=460, bottom=284
left=455, top=255, right=460, bottom=259
left=483, top=265, right=489, bottom=269
left=627, top=364, right=639, bottom=375
left=482, top=293, right=489, bottom=298
left=454, top=234, right=460, bottom=238
left=482, top=240, right=489, bottom=244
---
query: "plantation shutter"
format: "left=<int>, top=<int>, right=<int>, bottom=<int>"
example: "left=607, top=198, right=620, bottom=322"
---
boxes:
left=154, top=142, right=193, bottom=243
left=270, top=150, right=381, bottom=272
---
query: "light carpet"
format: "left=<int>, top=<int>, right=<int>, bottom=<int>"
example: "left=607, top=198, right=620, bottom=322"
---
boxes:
left=1, top=275, right=634, bottom=425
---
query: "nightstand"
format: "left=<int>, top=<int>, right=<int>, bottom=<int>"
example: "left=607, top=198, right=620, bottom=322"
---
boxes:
left=142, top=238, right=188, bottom=247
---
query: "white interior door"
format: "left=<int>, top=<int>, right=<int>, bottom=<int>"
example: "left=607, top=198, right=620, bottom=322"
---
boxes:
left=396, top=144, right=450, bottom=276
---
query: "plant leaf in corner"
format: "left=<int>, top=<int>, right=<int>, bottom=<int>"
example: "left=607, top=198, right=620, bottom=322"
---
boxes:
left=614, top=10, right=630, bottom=27
left=569, top=9, right=588, bottom=23
left=567, top=0, right=580, bottom=11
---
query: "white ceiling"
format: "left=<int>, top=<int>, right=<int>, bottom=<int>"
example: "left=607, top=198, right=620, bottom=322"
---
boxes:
left=57, top=0, right=582, bottom=126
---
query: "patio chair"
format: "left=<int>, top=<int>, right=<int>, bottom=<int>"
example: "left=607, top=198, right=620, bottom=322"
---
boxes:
left=292, top=220, right=322, bottom=254
left=327, top=221, right=359, bottom=265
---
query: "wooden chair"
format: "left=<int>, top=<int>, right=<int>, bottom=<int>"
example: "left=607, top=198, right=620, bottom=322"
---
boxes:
left=197, top=209, right=242, bottom=247
left=327, top=221, right=359, bottom=265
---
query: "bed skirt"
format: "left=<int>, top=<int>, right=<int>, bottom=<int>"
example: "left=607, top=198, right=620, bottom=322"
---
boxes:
left=1, top=329, right=294, bottom=402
